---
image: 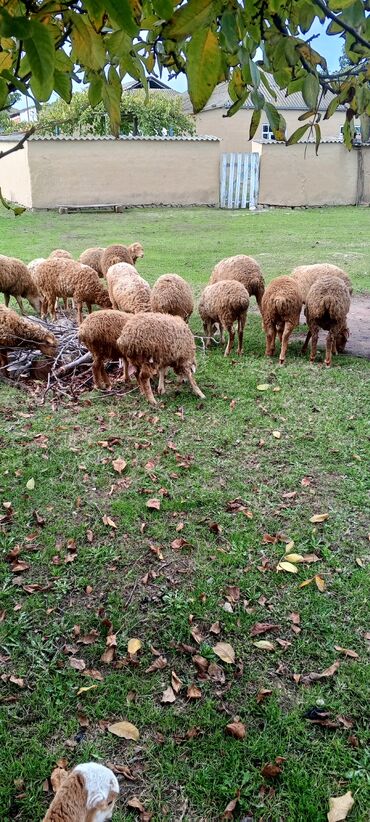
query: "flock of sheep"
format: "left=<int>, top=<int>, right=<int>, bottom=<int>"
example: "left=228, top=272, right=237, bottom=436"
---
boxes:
left=0, top=242, right=353, bottom=403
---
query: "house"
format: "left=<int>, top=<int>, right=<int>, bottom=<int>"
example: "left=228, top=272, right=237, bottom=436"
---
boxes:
left=122, top=75, right=179, bottom=95
left=9, top=102, right=38, bottom=124
left=182, top=77, right=345, bottom=153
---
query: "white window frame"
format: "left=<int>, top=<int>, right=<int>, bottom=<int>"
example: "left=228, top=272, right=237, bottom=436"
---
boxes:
left=262, top=123, right=274, bottom=141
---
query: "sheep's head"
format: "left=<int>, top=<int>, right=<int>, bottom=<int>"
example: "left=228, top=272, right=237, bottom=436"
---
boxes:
left=28, top=292, right=42, bottom=314
left=98, top=292, right=113, bottom=309
left=39, top=333, right=58, bottom=358
left=129, top=242, right=144, bottom=263
left=74, top=763, right=119, bottom=821
left=335, top=326, right=349, bottom=353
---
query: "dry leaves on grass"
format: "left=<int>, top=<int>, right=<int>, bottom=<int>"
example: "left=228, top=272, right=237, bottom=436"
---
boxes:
left=145, top=656, right=167, bottom=673
left=187, top=684, right=202, bottom=699
left=108, top=721, right=140, bottom=741
left=162, top=686, right=176, bottom=703
left=112, top=457, right=127, bottom=474
left=190, top=625, right=204, bottom=645
left=128, top=638, right=142, bottom=655
left=222, top=793, right=240, bottom=819
left=76, top=685, right=98, bottom=696
left=256, top=688, right=273, bottom=703
left=107, top=762, right=136, bottom=780
left=171, top=671, right=182, bottom=693
left=69, top=657, right=86, bottom=672
left=146, top=498, right=161, bottom=510
left=253, top=641, right=275, bottom=652
left=250, top=622, right=280, bottom=637
left=226, top=721, right=246, bottom=739
left=310, top=513, right=329, bottom=523
left=301, top=660, right=340, bottom=686
left=210, top=621, right=221, bottom=635
left=334, top=646, right=359, bottom=659
left=213, top=642, right=235, bottom=664
left=102, top=515, right=117, bottom=529
left=127, top=796, right=153, bottom=821
left=276, top=561, right=299, bottom=574
left=261, top=758, right=285, bottom=779
left=327, top=791, right=354, bottom=822
left=300, top=575, right=326, bottom=592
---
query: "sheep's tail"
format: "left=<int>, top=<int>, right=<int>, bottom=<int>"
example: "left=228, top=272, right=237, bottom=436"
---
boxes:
left=274, top=295, right=287, bottom=313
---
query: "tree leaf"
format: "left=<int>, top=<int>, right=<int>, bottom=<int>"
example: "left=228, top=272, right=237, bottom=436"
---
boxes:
left=70, top=11, right=106, bottom=71
left=88, top=74, right=103, bottom=108
left=27, top=21, right=55, bottom=102
left=310, top=513, right=329, bottom=523
left=302, top=74, right=320, bottom=109
left=186, top=28, right=221, bottom=114
left=102, top=67, right=122, bottom=137
left=276, top=561, right=299, bottom=574
left=334, top=646, right=359, bottom=659
left=327, top=791, right=354, bottom=822
left=213, top=641, right=235, bottom=664
left=250, top=622, right=280, bottom=636
left=161, top=686, right=176, bottom=703
left=112, top=457, right=127, bottom=474
left=145, top=655, right=167, bottom=673
left=128, top=638, right=142, bottom=655
left=171, top=671, right=182, bottom=693
left=146, top=498, right=161, bottom=510
left=69, top=657, right=86, bottom=672
left=226, top=721, right=246, bottom=739
left=315, top=574, right=326, bottom=592
left=187, top=683, right=202, bottom=699
left=26, top=478, right=35, bottom=490
left=53, top=70, right=72, bottom=104
left=104, top=0, right=139, bottom=36
left=257, top=383, right=270, bottom=391
left=286, top=124, right=310, bottom=146
left=264, top=102, right=286, bottom=140
left=76, top=684, right=98, bottom=695
left=164, top=0, right=216, bottom=41
left=253, top=640, right=275, bottom=651
left=284, top=553, right=305, bottom=563
left=108, top=720, right=140, bottom=740
left=272, top=430, right=281, bottom=439
left=301, top=660, right=340, bottom=685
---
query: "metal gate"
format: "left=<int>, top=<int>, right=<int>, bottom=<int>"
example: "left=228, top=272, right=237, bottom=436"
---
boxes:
left=220, top=152, right=260, bottom=209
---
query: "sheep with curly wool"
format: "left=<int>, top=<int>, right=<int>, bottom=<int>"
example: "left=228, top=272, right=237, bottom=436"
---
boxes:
left=199, top=281, right=250, bottom=356
left=43, top=762, right=119, bottom=822
left=117, top=312, right=204, bottom=405
left=261, top=276, right=303, bottom=365
left=150, top=273, right=194, bottom=321
left=106, top=263, right=151, bottom=313
left=0, top=305, right=57, bottom=375
left=79, top=309, right=132, bottom=388
left=0, top=254, right=42, bottom=314
left=290, top=263, right=353, bottom=303
left=49, top=249, right=73, bottom=260
left=302, top=275, right=351, bottom=366
left=80, top=243, right=144, bottom=277
left=79, top=247, right=105, bottom=276
left=210, top=255, right=265, bottom=309
left=36, top=259, right=111, bottom=323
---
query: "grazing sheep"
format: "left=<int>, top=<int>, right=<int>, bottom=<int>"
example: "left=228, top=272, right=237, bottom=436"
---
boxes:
left=80, top=243, right=144, bottom=277
left=0, top=254, right=42, bottom=314
left=302, top=275, right=351, bottom=366
left=261, top=276, right=303, bottom=364
left=117, top=312, right=205, bottom=405
left=36, top=259, right=111, bottom=323
left=101, top=244, right=134, bottom=277
left=49, top=249, right=73, bottom=260
left=0, top=306, right=57, bottom=375
left=43, top=762, right=119, bottom=822
left=79, top=247, right=105, bottom=276
left=79, top=309, right=132, bottom=388
left=199, top=281, right=250, bottom=356
left=290, top=263, right=353, bottom=302
left=210, top=255, right=265, bottom=309
left=28, top=257, right=46, bottom=278
left=106, top=263, right=151, bottom=313
left=150, top=273, right=194, bottom=321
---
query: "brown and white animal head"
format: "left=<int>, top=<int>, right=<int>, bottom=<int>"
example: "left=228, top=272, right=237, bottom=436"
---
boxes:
left=335, top=325, right=350, bottom=353
left=43, top=762, right=119, bottom=822
left=128, top=242, right=144, bottom=263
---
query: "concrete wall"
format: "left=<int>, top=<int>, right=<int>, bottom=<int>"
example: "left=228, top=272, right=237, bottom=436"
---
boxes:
left=25, top=137, right=220, bottom=209
left=254, top=141, right=369, bottom=207
left=0, top=140, right=32, bottom=207
left=193, top=108, right=344, bottom=153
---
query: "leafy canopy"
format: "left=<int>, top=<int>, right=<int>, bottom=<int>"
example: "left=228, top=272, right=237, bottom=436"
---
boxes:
left=0, top=0, right=369, bottom=148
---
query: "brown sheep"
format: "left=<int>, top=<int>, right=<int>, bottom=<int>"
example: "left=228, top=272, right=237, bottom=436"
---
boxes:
left=198, top=281, right=250, bottom=356
left=290, top=263, right=353, bottom=303
left=150, top=273, right=194, bottom=321
left=106, top=263, right=151, bottom=313
left=117, top=312, right=205, bottom=405
left=79, top=247, right=105, bottom=276
left=80, top=243, right=144, bottom=277
left=0, top=254, right=42, bottom=314
left=79, top=309, right=132, bottom=388
left=302, top=276, right=351, bottom=366
left=49, top=249, right=73, bottom=260
left=101, top=245, right=134, bottom=277
left=210, top=255, right=265, bottom=309
left=42, top=762, right=119, bottom=822
left=36, top=259, right=111, bottom=324
left=0, top=306, right=57, bottom=375
left=261, top=276, right=303, bottom=365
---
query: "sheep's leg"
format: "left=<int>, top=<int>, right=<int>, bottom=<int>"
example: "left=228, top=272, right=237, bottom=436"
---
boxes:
left=309, top=324, right=319, bottom=363
left=15, top=295, right=24, bottom=314
left=76, top=302, right=83, bottom=325
left=219, top=323, right=224, bottom=344
left=183, top=368, right=205, bottom=400
left=0, top=351, right=9, bottom=376
left=265, top=324, right=276, bottom=357
left=87, top=304, right=92, bottom=314
left=63, top=297, right=68, bottom=310
left=157, top=368, right=166, bottom=395
left=332, top=336, right=338, bottom=356
left=237, top=311, right=247, bottom=356
left=92, top=358, right=108, bottom=389
left=279, top=322, right=294, bottom=365
left=204, top=322, right=212, bottom=349
left=139, top=376, right=157, bottom=405
left=301, top=328, right=311, bottom=355
left=224, top=324, right=235, bottom=357
left=121, top=358, right=130, bottom=382
left=4, top=293, right=10, bottom=307
left=325, top=331, right=333, bottom=367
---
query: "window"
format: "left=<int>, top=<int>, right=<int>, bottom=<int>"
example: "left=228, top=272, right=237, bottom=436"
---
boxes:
left=262, top=123, right=274, bottom=141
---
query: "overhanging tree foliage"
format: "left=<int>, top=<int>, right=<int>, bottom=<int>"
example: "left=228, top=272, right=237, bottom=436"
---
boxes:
left=0, top=0, right=369, bottom=153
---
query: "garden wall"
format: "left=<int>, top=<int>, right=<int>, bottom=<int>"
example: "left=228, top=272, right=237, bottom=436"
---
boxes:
left=0, top=137, right=32, bottom=207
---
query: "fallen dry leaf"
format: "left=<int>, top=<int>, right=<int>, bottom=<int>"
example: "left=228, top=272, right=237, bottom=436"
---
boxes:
left=107, top=762, right=136, bottom=779
left=261, top=762, right=283, bottom=779
left=187, top=684, right=202, bottom=699
left=145, top=656, right=167, bottom=673
left=9, top=675, right=25, bottom=688
left=210, top=621, right=221, bottom=635
left=112, top=457, right=127, bottom=474
left=301, top=660, right=340, bottom=685
left=256, top=688, right=273, bottom=703
left=192, top=655, right=209, bottom=674
left=327, top=791, right=354, bottom=822
left=213, top=642, right=235, bottom=664
left=334, top=646, right=359, bottom=660
left=76, top=685, right=98, bottom=696
left=100, top=647, right=115, bottom=664
left=108, top=721, right=140, bottom=741
left=224, top=585, right=240, bottom=603
left=161, top=686, right=176, bottom=703
left=190, top=625, right=204, bottom=645
left=171, top=671, right=182, bottom=693
left=257, top=383, right=270, bottom=391
left=26, top=478, right=35, bottom=490
left=290, top=612, right=300, bottom=625
left=253, top=640, right=275, bottom=651
left=69, top=657, right=86, bottom=672
left=171, top=537, right=190, bottom=551
left=128, top=638, right=142, bottom=655
left=226, top=721, right=246, bottom=739
left=102, top=515, right=117, bottom=529
left=284, top=553, right=305, bottom=564
left=310, top=513, right=329, bottom=523
left=146, top=498, right=161, bottom=510
left=82, top=669, right=104, bottom=681
left=222, top=794, right=239, bottom=818
left=277, top=561, right=299, bottom=574
left=250, top=622, right=280, bottom=637
left=272, top=430, right=281, bottom=439
left=127, top=795, right=153, bottom=820
left=315, top=574, right=326, bottom=592
left=208, top=662, right=225, bottom=684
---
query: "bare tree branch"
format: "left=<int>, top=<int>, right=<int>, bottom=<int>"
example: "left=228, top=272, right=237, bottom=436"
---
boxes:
left=313, top=0, right=370, bottom=51
left=0, top=127, right=36, bottom=161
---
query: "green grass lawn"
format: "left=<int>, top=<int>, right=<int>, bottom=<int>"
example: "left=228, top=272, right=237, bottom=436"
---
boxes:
left=0, top=207, right=369, bottom=822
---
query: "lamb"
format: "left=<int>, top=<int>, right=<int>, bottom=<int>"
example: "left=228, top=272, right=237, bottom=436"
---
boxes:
left=0, top=254, right=42, bottom=314
left=117, top=312, right=205, bottom=405
left=79, top=309, right=132, bottom=388
left=261, top=276, right=303, bottom=364
left=150, top=273, right=194, bottom=321
left=0, top=305, right=57, bottom=374
left=100, top=243, right=144, bottom=277
left=43, top=762, right=119, bottom=822
left=198, top=281, right=249, bottom=356
left=290, top=263, right=353, bottom=303
left=210, top=255, right=265, bottom=309
left=301, top=275, right=351, bottom=366
left=49, top=249, right=73, bottom=260
left=80, top=243, right=144, bottom=277
left=36, top=259, right=111, bottom=323
left=106, top=263, right=151, bottom=313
